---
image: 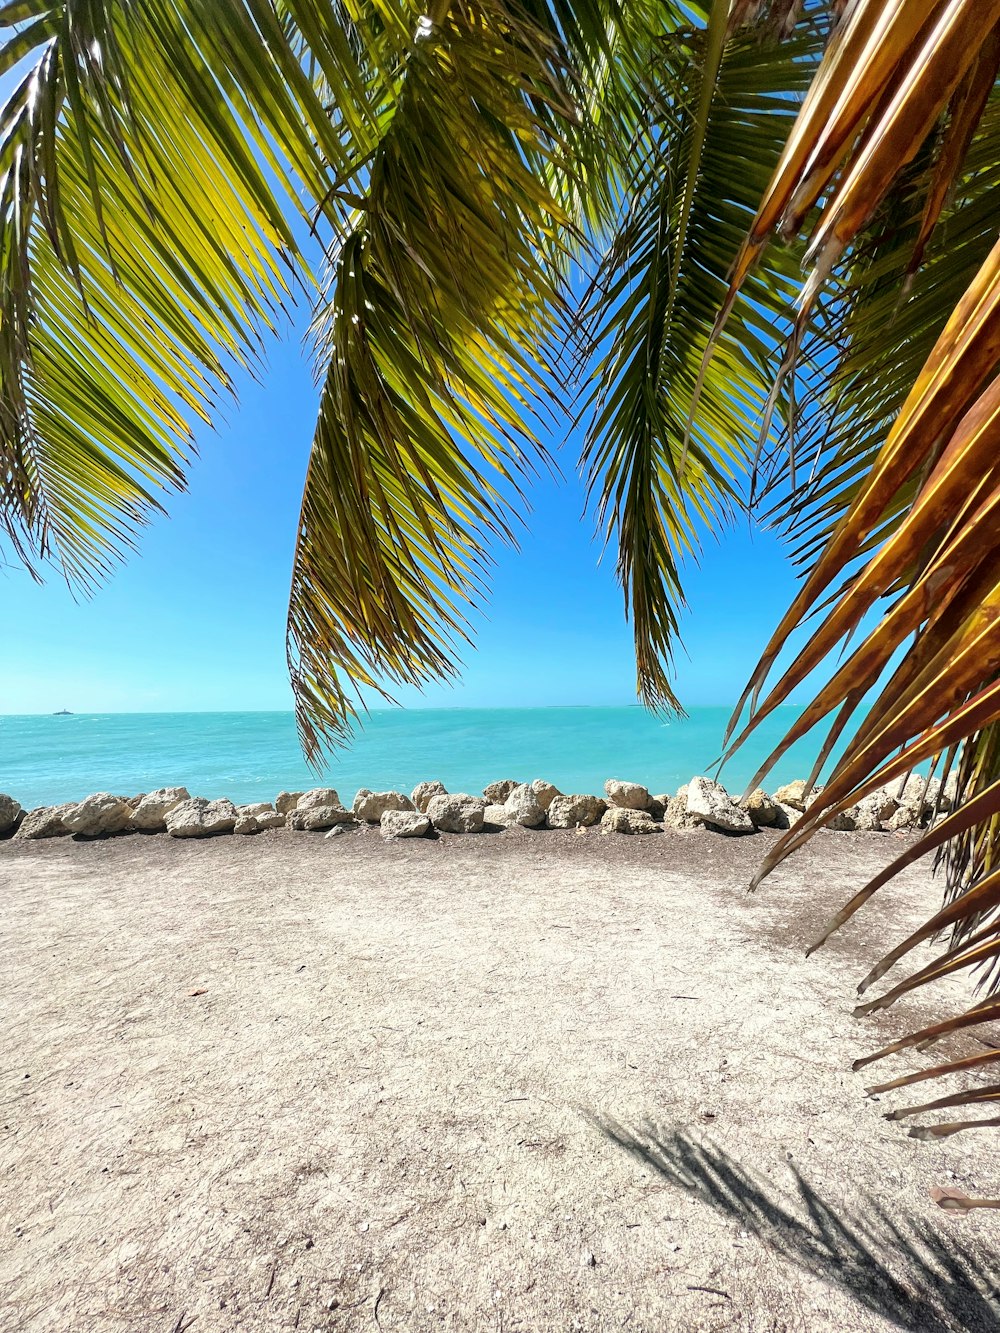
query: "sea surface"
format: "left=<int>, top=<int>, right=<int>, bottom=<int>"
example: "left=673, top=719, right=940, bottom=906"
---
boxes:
left=0, top=706, right=843, bottom=809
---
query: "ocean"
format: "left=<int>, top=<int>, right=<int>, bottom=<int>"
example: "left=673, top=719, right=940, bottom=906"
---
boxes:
left=0, top=706, right=839, bottom=809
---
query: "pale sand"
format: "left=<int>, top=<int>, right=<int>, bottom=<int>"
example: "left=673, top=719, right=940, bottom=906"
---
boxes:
left=2, top=827, right=1000, bottom=1332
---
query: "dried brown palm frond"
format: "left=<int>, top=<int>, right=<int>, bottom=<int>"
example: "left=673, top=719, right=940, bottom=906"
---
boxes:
left=714, top=0, right=1000, bottom=1181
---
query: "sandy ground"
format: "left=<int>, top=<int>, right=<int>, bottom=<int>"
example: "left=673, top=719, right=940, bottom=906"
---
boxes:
left=2, top=826, right=1000, bottom=1333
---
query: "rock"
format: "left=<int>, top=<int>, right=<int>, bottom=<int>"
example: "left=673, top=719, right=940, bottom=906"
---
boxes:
left=353, top=789, right=415, bottom=822
left=663, top=793, right=705, bottom=830
left=288, top=802, right=355, bottom=831
left=943, top=770, right=959, bottom=808
left=850, top=802, right=883, bottom=832
left=924, top=776, right=944, bottom=810
left=848, top=789, right=900, bottom=831
left=483, top=779, right=520, bottom=803
left=297, top=788, right=343, bottom=811
left=827, top=810, right=857, bottom=832
left=14, top=804, right=75, bottom=840
left=285, top=788, right=356, bottom=830
left=884, top=774, right=940, bottom=826
left=885, top=805, right=918, bottom=832
left=885, top=774, right=927, bottom=806
left=847, top=797, right=885, bottom=831
left=63, top=792, right=133, bottom=838
left=685, top=777, right=755, bottom=834
left=773, top=780, right=811, bottom=811
left=0, top=794, right=22, bottom=835
left=777, top=794, right=841, bottom=829
left=275, top=791, right=304, bottom=815
left=604, top=779, right=651, bottom=811
left=234, top=802, right=284, bottom=834
left=740, top=788, right=780, bottom=828
left=601, top=807, right=656, bottom=834
left=529, top=780, right=560, bottom=811
left=546, top=794, right=606, bottom=829
left=483, top=803, right=513, bottom=828
left=411, top=780, right=447, bottom=813
left=165, top=798, right=238, bottom=838
left=502, top=783, right=545, bottom=828
left=648, top=794, right=669, bottom=820
left=426, top=794, right=486, bottom=834
left=380, top=809, right=431, bottom=839
left=131, top=786, right=191, bottom=831
left=774, top=802, right=800, bottom=829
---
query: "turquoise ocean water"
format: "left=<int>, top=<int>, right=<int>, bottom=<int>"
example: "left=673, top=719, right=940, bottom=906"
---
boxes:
left=0, top=706, right=839, bottom=809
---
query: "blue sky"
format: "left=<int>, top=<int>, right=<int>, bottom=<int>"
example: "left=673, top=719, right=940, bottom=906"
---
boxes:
left=1, top=299, right=810, bottom=716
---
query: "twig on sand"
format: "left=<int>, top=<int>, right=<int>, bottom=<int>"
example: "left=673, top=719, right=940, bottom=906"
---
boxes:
left=264, top=1260, right=278, bottom=1299
left=686, top=1285, right=731, bottom=1300
left=373, top=1286, right=386, bottom=1327
left=170, top=1313, right=197, bottom=1333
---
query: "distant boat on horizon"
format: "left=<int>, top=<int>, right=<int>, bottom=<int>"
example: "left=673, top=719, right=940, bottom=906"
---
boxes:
left=52, top=709, right=73, bottom=716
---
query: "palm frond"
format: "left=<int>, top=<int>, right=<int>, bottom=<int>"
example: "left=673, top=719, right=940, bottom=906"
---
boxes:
left=286, top=0, right=588, bottom=759
left=764, top=83, right=1000, bottom=580
left=578, top=1, right=825, bottom=711
left=0, top=0, right=384, bottom=585
left=717, top=0, right=1000, bottom=1154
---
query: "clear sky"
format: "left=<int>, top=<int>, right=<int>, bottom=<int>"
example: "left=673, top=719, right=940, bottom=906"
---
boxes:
left=1, top=295, right=813, bottom=716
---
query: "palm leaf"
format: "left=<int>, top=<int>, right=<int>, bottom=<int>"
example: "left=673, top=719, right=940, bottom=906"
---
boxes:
left=717, top=0, right=1000, bottom=1157
left=0, top=0, right=384, bottom=587
left=578, top=1, right=824, bottom=712
left=762, top=86, right=1000, bottom=584
left=284, top=0, right=611, bottom=759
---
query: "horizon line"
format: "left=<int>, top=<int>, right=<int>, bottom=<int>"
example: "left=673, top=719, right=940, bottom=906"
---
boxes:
left=0, top=702, right=806, bottom=719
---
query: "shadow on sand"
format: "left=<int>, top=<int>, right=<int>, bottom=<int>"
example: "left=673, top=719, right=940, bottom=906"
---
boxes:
left=591, top=1115, right=1000, bottom=1332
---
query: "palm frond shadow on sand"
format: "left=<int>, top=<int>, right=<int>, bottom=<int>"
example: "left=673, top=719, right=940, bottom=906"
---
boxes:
left=591, top=1116, right=1000, bottom=1333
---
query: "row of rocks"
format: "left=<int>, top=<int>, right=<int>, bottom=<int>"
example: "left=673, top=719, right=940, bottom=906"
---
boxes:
left=0, top=772, right=954, bottom=842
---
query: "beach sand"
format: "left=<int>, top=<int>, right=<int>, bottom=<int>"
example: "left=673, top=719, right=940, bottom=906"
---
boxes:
left=2, top=827, right=999, bottom=1332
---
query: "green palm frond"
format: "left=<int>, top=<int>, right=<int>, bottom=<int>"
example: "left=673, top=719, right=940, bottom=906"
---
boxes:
left=284, top=0, right=610, bottom=760
left=578, top=1, right=824, bottom=712
left=0, top=0, right=380, bottom=585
